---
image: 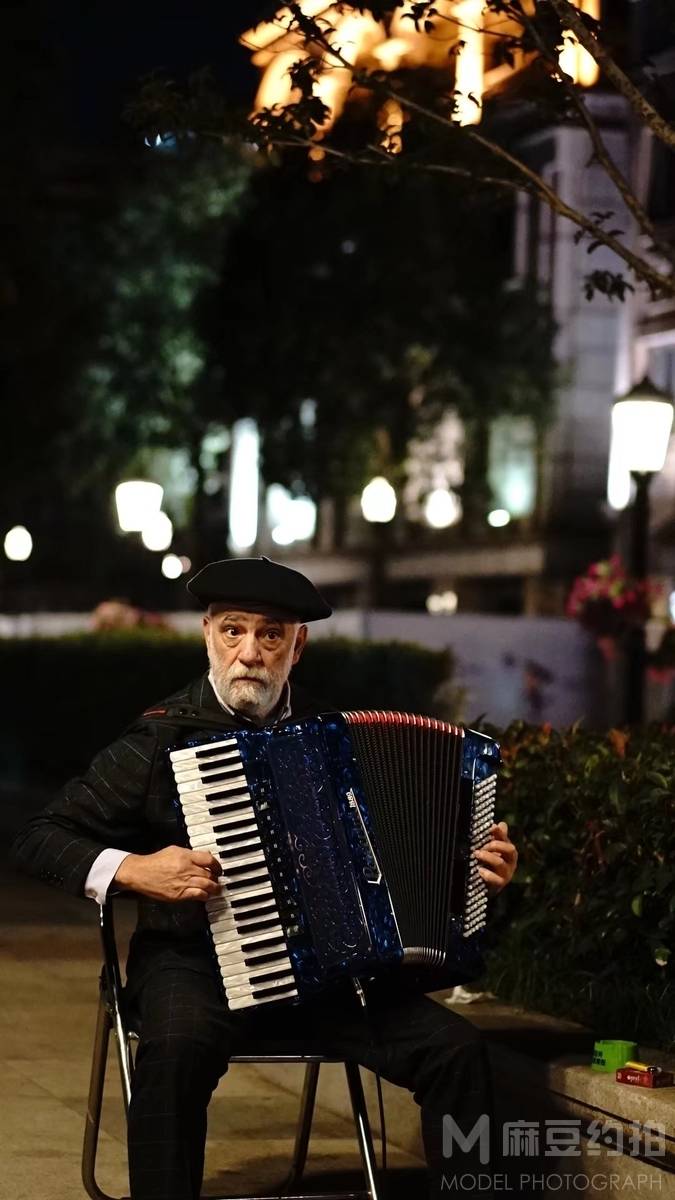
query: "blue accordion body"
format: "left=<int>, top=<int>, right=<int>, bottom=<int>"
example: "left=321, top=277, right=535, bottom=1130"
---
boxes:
left=173, top=712, right=500, bottom=1002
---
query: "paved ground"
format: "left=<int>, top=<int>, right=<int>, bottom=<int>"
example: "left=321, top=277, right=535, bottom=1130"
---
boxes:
left=0, top=837, right=425, bottom=1200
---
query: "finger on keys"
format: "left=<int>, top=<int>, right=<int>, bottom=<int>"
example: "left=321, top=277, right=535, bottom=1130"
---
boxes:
left=189, top=875, right=220, bottom=894
left=479, top=839, right=514, bottom=857
left=192, top=850, right=222, bottom=876
left=478, top=866, right=503, bottom=886
left=491, top=821, right=509, bottom=839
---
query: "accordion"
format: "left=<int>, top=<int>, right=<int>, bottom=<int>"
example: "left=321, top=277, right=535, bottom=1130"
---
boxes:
left=169, top=711, right=499, bottom=1011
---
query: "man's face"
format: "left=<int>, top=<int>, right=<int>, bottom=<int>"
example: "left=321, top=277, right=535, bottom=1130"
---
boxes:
left=203, top=606, right=307, bottom=721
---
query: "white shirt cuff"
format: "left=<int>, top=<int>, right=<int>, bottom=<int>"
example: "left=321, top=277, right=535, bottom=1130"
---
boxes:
left=84, top=849, right=132, bottom=904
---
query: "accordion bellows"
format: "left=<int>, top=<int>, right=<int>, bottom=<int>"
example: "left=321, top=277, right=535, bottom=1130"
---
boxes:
left=169, top=710, right=499, bottom=1010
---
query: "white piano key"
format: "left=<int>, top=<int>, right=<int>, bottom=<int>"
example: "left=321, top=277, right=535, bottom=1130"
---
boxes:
left=217, top=940, right=287, bottom=968
left=209, top=910, right=278, bottom=936
left=226, top=892, right=276, bottom=915
left=186, top=831, right=224, bottom=850
left=215, top=838, right=264, bottom=857
left=223, top=870, right=271, bottom=890
left=224, top=881, right=275, bottom=903
left=185, top=804, right=255, bottom=830
left=172, top=741, right=240, bottom=761
left=209, top=897, right=278, bottom=925
left=217, top=925, right=284, bottom=952
left=182, top=798, right=251, bottom=818
left=177, top=774, right=248, bottom=796
left=226, top=971, right=297, bottom=998
left=185, top=814, right=253, bottom=839
left=221, top=957, right=291, bottom=982
left=179, top=779, right=251, bottom=804
left=228, top=987, right=298, bottom=1011
left=176, top=757, right=245, bottom=777
left=170, top=738, right=237, bottom=763
left=186, top=832, right=221, bottom=851
left=184, top=809, right=256, bottom=832
left=173, top=759, right=245, bottom=785
left=216, top=835, right=262, bottom=855
left=218, top=955, right=290, bottom=982
left=210, top=916, right=281, bottom=942
left=214, top=928, right=278, bottom=952
left=180, top=793, right=252, bottom=816
left=185, top=814, right=244, bottom=836
left=219, top=850, right=266, bottom=872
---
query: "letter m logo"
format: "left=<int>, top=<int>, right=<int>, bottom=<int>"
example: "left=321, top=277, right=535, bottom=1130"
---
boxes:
left=442, top=1114, right=490, bottom=1165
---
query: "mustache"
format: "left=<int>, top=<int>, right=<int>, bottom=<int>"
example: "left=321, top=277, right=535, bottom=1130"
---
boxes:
left=228, top=669, right=271, bottom=684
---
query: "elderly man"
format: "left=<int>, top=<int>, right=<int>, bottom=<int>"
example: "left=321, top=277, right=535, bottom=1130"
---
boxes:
left=12, top=556, right=517, bottom=1200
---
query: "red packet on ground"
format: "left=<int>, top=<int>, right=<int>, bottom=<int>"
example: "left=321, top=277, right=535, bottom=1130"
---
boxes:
left=616, top=1067, right=674, bottom=1088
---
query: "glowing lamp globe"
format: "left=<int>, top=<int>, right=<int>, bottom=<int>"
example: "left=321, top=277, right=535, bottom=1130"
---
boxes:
left=612, top=377, right=674, bottom=474
left=424, top=488, right=462, bottom=529
left=361, top=476, right=397, bottom=524
left=141, top=511, right=173, bottom=552
left=161, top=553, right=183, bottom=579
left=4, top=525, right=33, bottom=561
left=115, top=481, right=163, bottom=533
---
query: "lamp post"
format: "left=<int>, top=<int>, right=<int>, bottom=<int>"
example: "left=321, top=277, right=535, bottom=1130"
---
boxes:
left=360, top=476, right=397, bottom=611
left=612, top=377, right=674, bottom=723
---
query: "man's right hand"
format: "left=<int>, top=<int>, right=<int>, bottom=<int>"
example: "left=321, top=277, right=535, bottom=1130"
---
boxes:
left=113, top=846, right=222, bottom=902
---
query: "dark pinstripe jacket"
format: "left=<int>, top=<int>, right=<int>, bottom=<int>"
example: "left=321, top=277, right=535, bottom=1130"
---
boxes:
left=11, top=674, right=322, bottom=945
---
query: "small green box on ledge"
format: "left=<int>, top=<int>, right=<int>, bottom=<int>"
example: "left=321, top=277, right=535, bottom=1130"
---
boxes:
left=591, top=1040, right=638, bottom=1072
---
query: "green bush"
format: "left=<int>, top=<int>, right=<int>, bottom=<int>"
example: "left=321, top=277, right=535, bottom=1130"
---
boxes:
left=485, top=721, right=675, bottom=1052
left=1, top=632, right=452, bottom=785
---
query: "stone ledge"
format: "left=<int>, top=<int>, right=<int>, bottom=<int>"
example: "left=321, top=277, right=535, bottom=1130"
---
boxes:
left=448, top=994, right=675, bottom=1161
left=252, top=993, right=675, bottom=1194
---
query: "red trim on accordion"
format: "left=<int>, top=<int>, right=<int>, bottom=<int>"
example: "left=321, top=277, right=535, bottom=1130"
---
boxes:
left=342, top=709, right=462, bottom=737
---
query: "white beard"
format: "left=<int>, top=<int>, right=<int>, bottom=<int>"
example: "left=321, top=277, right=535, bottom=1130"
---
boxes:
left=208, top=658, right=283, bottom=721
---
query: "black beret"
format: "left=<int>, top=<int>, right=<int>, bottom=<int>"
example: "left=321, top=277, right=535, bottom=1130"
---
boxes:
left=187, top=556, right=332, bottom=621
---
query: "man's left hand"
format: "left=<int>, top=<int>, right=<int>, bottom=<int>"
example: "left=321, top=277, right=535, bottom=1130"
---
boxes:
left=474, top=821, right=518, bottom=896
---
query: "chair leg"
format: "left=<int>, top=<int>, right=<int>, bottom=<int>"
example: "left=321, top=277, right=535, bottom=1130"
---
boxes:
left=280, top=1061, right=320, bottom=1195
left=344, top=1063, right=382, bottom=1200
left=82, top=992, right=126, bottom=1200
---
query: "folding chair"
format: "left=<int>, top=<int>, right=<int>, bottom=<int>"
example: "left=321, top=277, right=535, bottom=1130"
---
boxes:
left=82, top=898, right=382, bottom=1200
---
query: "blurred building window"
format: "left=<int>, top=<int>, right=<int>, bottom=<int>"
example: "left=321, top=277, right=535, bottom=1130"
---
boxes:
left=488, top=416, right=537, bottom=518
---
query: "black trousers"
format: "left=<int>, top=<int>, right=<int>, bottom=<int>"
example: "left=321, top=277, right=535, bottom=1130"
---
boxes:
left=126, top=943, right=494, bottom=1200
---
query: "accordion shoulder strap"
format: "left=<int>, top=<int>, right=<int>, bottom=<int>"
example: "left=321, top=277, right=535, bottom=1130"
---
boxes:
left=124, top=704, right=238, bottom=739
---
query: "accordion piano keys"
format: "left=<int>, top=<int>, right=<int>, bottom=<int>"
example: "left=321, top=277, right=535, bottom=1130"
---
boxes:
left=169, top=737, right=301, bottom=1009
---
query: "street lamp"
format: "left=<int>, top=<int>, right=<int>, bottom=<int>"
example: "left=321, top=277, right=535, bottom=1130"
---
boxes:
left=612, top=376, right=674, bottom=722
left=360, top=476, right=397, bottom=611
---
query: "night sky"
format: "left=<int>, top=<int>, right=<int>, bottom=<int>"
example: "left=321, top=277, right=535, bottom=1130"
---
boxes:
left=7, top=1, right=273, bottom=147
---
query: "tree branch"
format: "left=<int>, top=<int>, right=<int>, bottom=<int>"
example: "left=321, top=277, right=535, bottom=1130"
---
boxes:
left=547, top=0, right=675, bottom=153
left=272, top=131, right=528, bottom=195
left=515, top=2, right=675, bottom=271
left=369, top=85, right=674, bottom=295
left=261, top=3, right=675, bottom=296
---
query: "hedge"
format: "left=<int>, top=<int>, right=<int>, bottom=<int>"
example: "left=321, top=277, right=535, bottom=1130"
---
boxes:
left=0, top=632, right=453, bottom=784
left=485, top=721, right=675, bottom=1052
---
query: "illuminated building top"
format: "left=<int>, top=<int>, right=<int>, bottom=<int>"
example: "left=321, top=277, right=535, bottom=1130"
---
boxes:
left=241, top=1, right=600, bottom=134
